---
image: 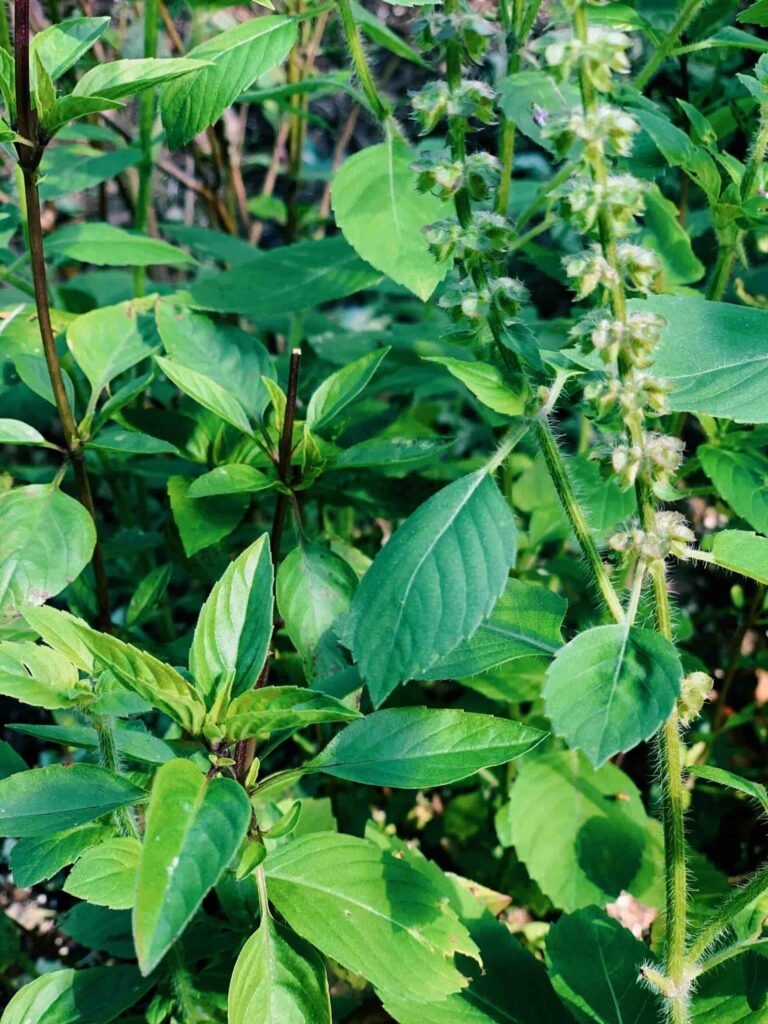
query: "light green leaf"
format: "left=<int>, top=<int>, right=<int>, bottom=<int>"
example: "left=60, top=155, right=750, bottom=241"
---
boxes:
left=11, top=824, right=113, bottom=888
left=42, top=95, right=125, bottom=136
left=67, top=297, right=159, bottom=399
left=65, top=618, right=206, bottom=734
left=276, top=542, right=358, bottom=676
left=160, top=17, right=297, bottom=149
left=419, top=578, right=566, bottom=680
left=688, top=764, right=768, bottom=811
left=126, top=565, right=173, bottom=628
left=547, top=907, right=658, bottom=1024
left=0, top=641, right=81, bottom=710
left=0, top=485, right=96, bottom=628
left=224, top=686, right=360, bottom=742
left=306, top=349, right=389, bottom=431
left=332, top=436, right=452, bottom=472
left=33, top=53, right=56, bottom=127
left=0, top=966, right=151, bottom=1024
left=190, top=535, right=273, bottom=705
left=48, top=223, right=193, bottom=267
left=22, top=606, right=94, bottom=673
left=64, top=837, right=141, bottom=910
left=498, top=71, right=581, bottom=155
left=228, top=916, right=331, bottom=1024
left=332, top=128, right=447, bottom=301
left=426, top=357, right=527, bottom=415
left=265, top=833, right=476, bottom=1001
left=186, top=236, right=382, bottom=317
left=501, top=750, right=662, bottom=911
left=155, top=302, right=274, bottom=420
left=710, top=530, right=768, bottom=584
left=637, top=295, right=768, bottom=423
left=30, top=16, right=110, bottom=82
left=308, top=707, right=545, bottom=787
left=73, top=57, right=208, bottom=100
left=640, top=184, right=706, bottom=287
left=133, top=758, right=251, bottom=974
left=0, top=764, right=144, bottom=838
left=167, top=476, right=249, bottom=558
left=739, top=0, right=768, bottom=26
left=543, top=624, right=682, bottom=767
left=351, top=0, right=427, bottom=65
left=344, top=471, right=517, bottom=705
left=88, top=427, right=178, bottom=457
left=188, top=465, right=274, bottom=498
left=9, top=723, right=175, bottom=766
left=156, top=355, right=252, bottom=434
left=700, top=445, right=768, bottom=535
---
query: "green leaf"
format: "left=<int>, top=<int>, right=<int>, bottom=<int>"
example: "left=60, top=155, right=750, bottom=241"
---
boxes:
left=73, top=57, right=208, bottom=100
left=419, top=578, right=566, bottom=680
left=688, top=764, right=768, bottom=811
left=30, top=16, right=110, bottom=82
left=48, top=223, right=193, bottom=267
left=67, top=297, right=159, bottom=399
left=276, top=542, right=359, bottom=676
left=634, top=108, right=720, bottom=203
left=11, top=824, right=113, bottom=888
left=332, top=436, right=452, bottom=472
left=156, top=355, right=252, bottom=434
left=543, top=624, right=682, bottom=767
left=224, top=686, right=360, bottom=742
left=64, top=837, right=141, bottom=910
left=425, top=357, right=527, bottom=415
left=501, top=750, right=662, bottom=911
left=0, top=740, right=26, bottom=780
left=308, top=707, right=545, bottom=787
left=126, top=564, right=173, bottom=628
left=42, top=95, right=125, bottom=136
left=640, top=184, right=705, bottom=287
left=160, top=17, right=297, bottom=149
left=498, top=71, right=581, bottom=156
left=344, top=471, right=517, bottom=705
left=65, top=616, right=207, bottom=734
left=700, top=445, right=768, bottom=535
left=265, top=833, right=476, bottom=1001
left=186, top=236, right=382, bottom=317
left=710, top=530, right=768, bottom=584
left=228, top=917, right=331, bottom=1024
left=59, top=904, right=133, bottom=959
left=739, top=0, right=768, bottom=26
left=351, top=0, right=427, bottom=66
left=9, top=723, right=175, bottom=766
left=168, top=476, right=249, bottom=558
left=0, top=641, right=81, bottom=710
left=33, top=53, right=56, bottom=127
left=133, top=758, right=251, bottom=974
left=0, top=764, right=144, bottom=838
left=22, top=606, right=94, bottom=673
left=306, top=349, right=389, bottom=432
left=0, top=966, right=152, bottom=1024
left=188, top=465, right=274, bottom=498
left=547, top=907, right=658, bottom=1024
left=190, top=535, right=273, bottom=705
left=332, top=128, right=447, bottom=301
left=155, top=302, right=274, bottom=421
left=88, top=427, right=178, bottom=457
left=0, top=485, right=96, bottom=628
left=639, top=296, right=768, bottom=423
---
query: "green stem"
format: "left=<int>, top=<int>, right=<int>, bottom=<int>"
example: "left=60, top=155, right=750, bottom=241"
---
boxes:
left=690, top=937, right=768, bottom=980
left=534, top=417, right=625, bottom=623
left=93, top=717, right=140, bottom=838
left=336, top=0, right=389, bottom=122
left=687, top=861, right=768, bottom=966
left=486, top=419, right=531, bottom=474
left=134, top=0, right=159, bottom=298
left=706, top=104, right=768, bottom=301
left=0, top=0, right=9, bottom=54
left=634, top=0, right=708, bottom=91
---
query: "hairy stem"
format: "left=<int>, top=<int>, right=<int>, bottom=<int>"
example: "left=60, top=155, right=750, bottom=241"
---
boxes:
left=93, top=716, right=140, bottom=838
left=687, top=861, right=768, bottom=966
left=336, top=0, right=389, bottom=122
left=14, top=0, right=111, bottom=632
left=634, top=0, right=709, bottom=91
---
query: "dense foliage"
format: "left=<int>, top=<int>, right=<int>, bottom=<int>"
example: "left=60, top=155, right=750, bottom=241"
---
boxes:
left=1, top=0, right=768, bottom=1021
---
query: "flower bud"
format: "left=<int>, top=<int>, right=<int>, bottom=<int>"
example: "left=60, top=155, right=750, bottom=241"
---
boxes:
left=678, top=672, right=713, bottom=728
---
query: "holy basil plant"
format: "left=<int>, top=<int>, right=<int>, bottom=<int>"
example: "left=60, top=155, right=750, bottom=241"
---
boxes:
left=1, top=1, right=768, bottom=1023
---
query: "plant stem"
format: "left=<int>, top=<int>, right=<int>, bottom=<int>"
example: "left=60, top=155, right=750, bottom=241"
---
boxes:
left=0, top=0, right=9, bottom=54
left=14, top=0, right=111, bottom=633
left=687, top=861, right=768, bottom=965
left=336, top=0, right=389, bottom=122
left=706, top=105, right=768, bottom=301
left=270, top=347, right=302, bottom=567
left=534, top=417, right=625, bottom=623
left=93, top=716, right=140, bottom=838
left=634, top=0, right=709, bottom=91
left=134, top=0, right=159, bottom=298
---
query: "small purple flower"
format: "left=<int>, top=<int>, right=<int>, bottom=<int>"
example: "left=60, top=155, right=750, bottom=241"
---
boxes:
left=532, top=103, right=548, bottom=127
